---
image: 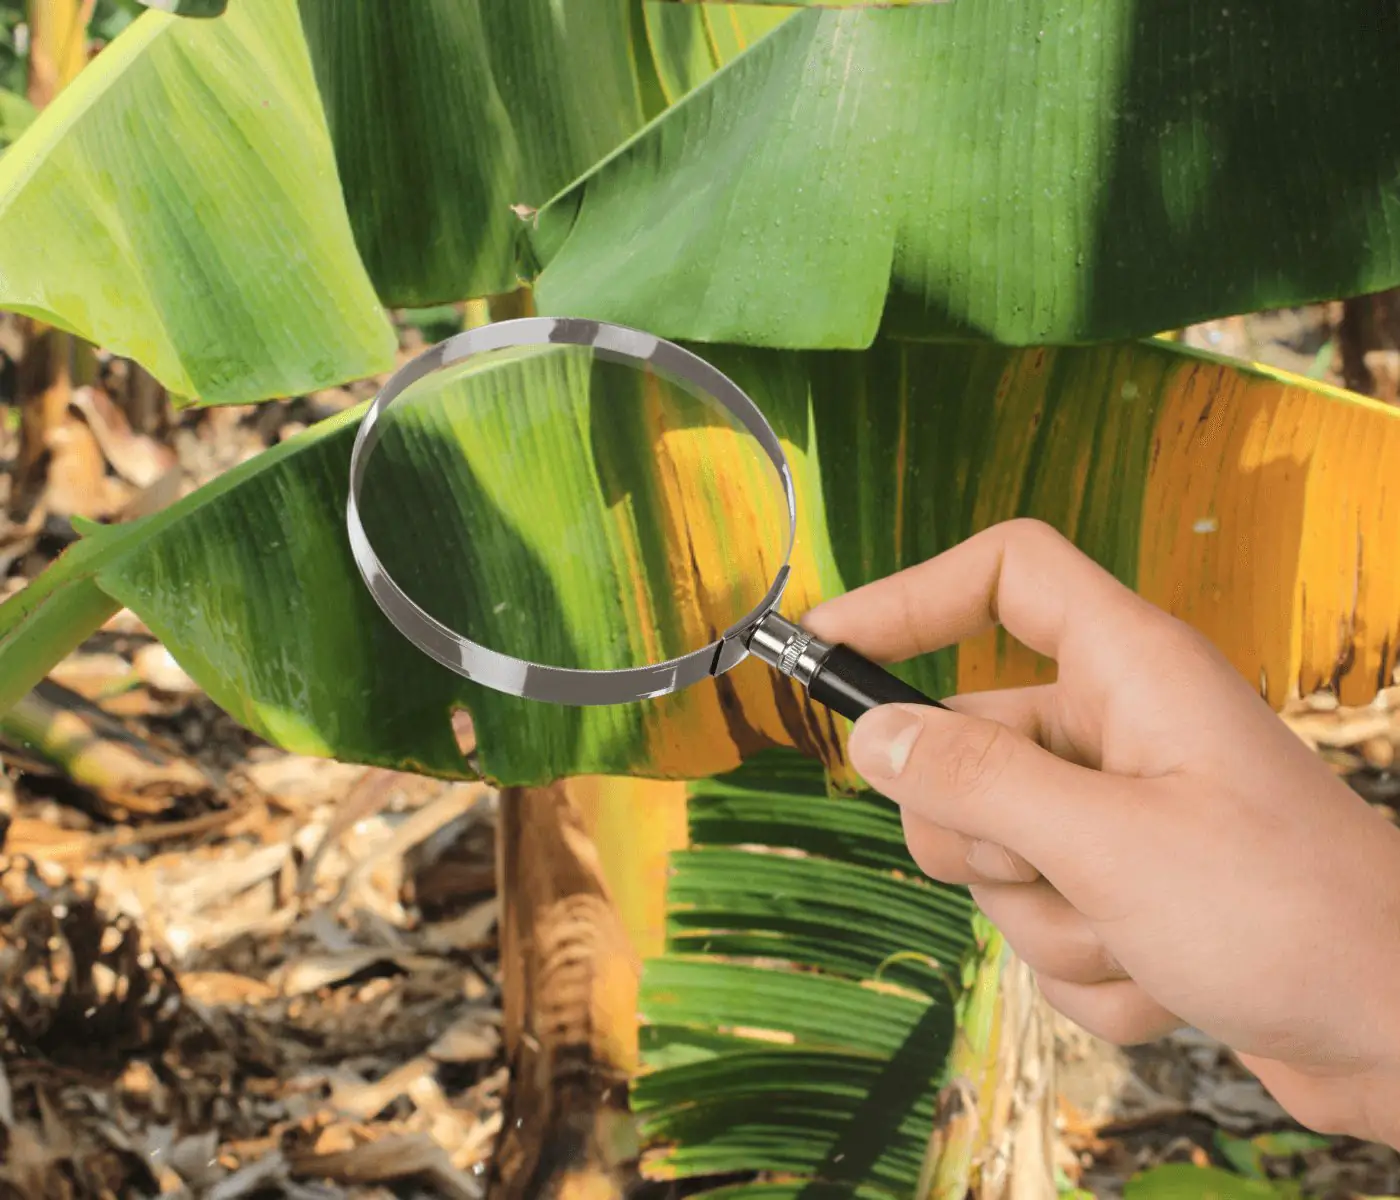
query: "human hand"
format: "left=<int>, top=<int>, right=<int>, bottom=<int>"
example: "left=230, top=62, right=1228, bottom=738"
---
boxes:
left=803, top=519, right=1400, bottom=1147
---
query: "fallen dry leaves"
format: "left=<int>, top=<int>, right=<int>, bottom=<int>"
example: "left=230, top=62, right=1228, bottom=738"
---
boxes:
left=0, top=656, right=505, bottom=1199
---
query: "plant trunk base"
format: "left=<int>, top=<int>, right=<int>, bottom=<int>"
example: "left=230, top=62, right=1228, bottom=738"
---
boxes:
left=488, top=782, right=640, bottom=1200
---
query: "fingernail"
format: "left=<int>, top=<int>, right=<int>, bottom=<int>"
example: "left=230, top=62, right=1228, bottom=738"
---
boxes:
left=965, top=840, right=1039, bottom=883
left=851, top=705, right=924, bottom=779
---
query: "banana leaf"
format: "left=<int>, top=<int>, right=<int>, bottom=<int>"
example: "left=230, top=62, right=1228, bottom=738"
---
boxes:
left=134, top=0, right=228, bottom=14
left=0, top=0, right=395, bottom=404
left=635, top=749, right=976, bottom=1196
left=295, top=0, right=799, bottom=307
left=0, top=86, right=31, bottom=148
left=10, top=0, right=1400, bottom=406
left=294, top=0, right=664, bottom=307
left=3, top=335, right=1398, bottom=787
left=1124, top=1165, right=1290, bottom=1200
left=531, top=0, right=1400, bottom=348
left=642, top=1, right=794, bottom=104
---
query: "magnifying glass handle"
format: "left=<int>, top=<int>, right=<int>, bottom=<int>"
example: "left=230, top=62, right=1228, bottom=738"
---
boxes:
left=746, top=612, right=949, bottom=723
left=805, top=642, right=949, bottom=721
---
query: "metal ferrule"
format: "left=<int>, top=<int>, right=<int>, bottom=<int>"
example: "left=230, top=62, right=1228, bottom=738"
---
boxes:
left=746, top=611, right=833, bottom=688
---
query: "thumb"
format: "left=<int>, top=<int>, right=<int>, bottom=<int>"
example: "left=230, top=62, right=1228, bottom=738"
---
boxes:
left=848, top=702, right=1137, bottom=884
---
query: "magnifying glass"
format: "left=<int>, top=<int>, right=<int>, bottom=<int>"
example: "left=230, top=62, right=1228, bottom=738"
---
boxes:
left=345, top=317, right=945, bottom=723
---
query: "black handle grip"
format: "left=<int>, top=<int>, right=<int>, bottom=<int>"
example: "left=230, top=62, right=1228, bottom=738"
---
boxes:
left=806, top=643, right=948, bottom=722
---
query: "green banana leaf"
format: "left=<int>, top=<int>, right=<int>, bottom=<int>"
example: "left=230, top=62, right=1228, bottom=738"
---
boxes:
left=134, top=0, right=228, bottom=15
left=14, top=0, right=1400, bottom=410
left=1124, top=1165, right=1293, bottom=1200
left=0, top=0, right=395, bottom=404
left=295, top=0, right=665, bottom=307
left=0, top=85, right=32, bottom=148
left=635, top=749, right=977, bottom=1196
left=295, top=0, right=797, bottom=308
left=531, top=0, right=1400, bottom=348
left=3, top=334, right=1398, bottom=788
left=642, top=1, right=794, bottom=104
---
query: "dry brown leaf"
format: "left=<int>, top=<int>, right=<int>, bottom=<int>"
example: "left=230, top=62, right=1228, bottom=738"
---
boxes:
left=287, top=1130, right=482, bottom=1199
left=452, top=1109, right=502, bottom=1173
left=418, top=900, right=499, bottom=956
left=69, top=386, right=175, bottom=489
left=165, top=898, right=298, bottom=962
left=178, top=972, right=278, bottom=1006
left=330, top=785, right=488, bottom=920
left=44, top=415, right=129, bottom=520
left=296, top=768, right=408, bottom=896
left=205, top=1151, right=289, bottom=1200
left=1, top=817, right=94, bottom=862
left=242, top=755, right=368, bottom=814
left=114, top=466, right=184, bottom=524
left=428, top=1008, right=501, bottom=1066
left=272, top=949, right=439, bottom=998
left=328, top=1057, right=435, bottom=1121
left=160, top=843, right=289, bottom=915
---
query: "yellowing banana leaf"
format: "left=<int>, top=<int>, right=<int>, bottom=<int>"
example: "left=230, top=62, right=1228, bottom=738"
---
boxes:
left=635, top=750, right=977, bottom=1195
left=532, top=0, right=1400, bottom=348
left=0, top=0, right=395, bottom=404
left=3, top=335, right=1399, bottom=786
left=295, top=0, right=666, bottom=307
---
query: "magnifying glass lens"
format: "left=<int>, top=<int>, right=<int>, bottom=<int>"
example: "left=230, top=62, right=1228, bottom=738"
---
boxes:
left=357, top=340, right=791, bottom=674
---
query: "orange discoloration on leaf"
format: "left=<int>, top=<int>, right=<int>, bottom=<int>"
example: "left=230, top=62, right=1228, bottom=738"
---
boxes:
left=957, top=348, right=1061, bottom=695
left=634, top=390, right=849, bottom=779
left=952, top=346, right=1400, bottom=711
left=1139, top=359, right=1400, bottom=709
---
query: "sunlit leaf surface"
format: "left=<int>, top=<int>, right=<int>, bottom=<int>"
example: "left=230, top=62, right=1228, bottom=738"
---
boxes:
left=0, top=0, right=394, bottom=404
left=534, top=0, right=1400, bottom=347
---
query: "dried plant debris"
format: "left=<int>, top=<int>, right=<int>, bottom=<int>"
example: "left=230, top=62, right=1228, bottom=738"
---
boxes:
left=0, top=704, right=503, bottom=1199
left=0, top=858, right=182, bottom=1065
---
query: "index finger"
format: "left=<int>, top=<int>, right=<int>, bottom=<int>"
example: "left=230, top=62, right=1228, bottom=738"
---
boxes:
left=802, top=518, right=1156, bottom=664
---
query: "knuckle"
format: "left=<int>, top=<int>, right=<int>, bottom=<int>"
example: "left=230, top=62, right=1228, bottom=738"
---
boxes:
left=1002, top=517, right=1064, bottom=547
left=1147, top=613, right=1238, bottom=685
